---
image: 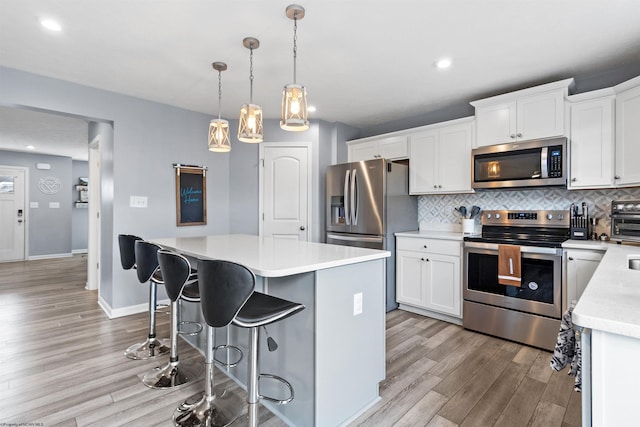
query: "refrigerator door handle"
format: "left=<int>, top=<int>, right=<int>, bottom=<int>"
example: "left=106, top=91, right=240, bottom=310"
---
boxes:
left=344, top=169, right=351, bottom=225
left=351, top=168, right=358, bottom=225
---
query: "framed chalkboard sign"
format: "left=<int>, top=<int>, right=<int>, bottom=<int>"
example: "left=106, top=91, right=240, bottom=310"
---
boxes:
left=174, top=164, right=207, bottom=226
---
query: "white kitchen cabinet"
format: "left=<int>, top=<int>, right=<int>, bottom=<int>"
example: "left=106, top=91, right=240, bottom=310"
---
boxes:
left=471, top=78, right=573, bottom=147
left=614, top=76, right=640, bottom=187
left=396, top=236, right=462, bottom=320
left=565, top=248, right=604, bottom=305
left=347, top=135, right=408, bottom=162
left=409, top=118, right=474, bottom=195
left=567, top=90, right=615, bottom=189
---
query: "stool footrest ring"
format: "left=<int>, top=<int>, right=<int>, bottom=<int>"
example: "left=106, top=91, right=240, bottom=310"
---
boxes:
left=258, top=373, right=294, bottom=405
left=213, top=344, right=243, bottom=368
left=178, top=320, right=203, bottom=336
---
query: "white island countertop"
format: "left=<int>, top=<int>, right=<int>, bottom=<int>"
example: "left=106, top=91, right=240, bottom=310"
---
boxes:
left=571, top=243, right=640, bottom=338
left=152, top=234, right=390, bottom=278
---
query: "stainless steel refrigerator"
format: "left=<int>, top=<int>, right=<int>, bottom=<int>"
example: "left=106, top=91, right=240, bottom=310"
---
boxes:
left=326, top=158, right=417, bottom=311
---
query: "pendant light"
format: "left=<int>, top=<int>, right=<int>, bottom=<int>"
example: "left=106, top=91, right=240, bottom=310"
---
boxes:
left=238, top=37, right=264, bottom=143
left=280, top=4, right=309, bottom=131
left=208, top=62, right=231, bottom=152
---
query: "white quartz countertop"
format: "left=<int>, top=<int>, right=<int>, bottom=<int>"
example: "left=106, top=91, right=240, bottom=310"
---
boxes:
left=395, top=230, right=466, bottom=241
left=151, top=234, right=390, bottom=278
left=572, top=243, right=640, bottom=338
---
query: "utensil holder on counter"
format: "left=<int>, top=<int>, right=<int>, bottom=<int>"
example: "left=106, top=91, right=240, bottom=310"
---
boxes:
left=462, top=219, right=475, bottom=234
left=570, top=217, right=588, bottom=240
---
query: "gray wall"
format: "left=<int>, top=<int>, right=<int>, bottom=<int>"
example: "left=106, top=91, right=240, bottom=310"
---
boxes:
left=0, top=66, right=230, bottom=310
left=0, top=149, right=72, bottom=257
left=71, top=160, right=88, bottom=251
left=0, top=66, right=348, bottom=310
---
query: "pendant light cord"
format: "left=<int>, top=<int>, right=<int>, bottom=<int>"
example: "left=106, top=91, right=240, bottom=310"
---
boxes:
left=217, top=70, right=222, bottom=121
left=249, top=46, right=254, bottom=103
left=293, top=15, right=298, bottom=84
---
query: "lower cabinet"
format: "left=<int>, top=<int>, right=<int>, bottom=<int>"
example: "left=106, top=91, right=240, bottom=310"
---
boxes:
left=565, top=248, right=604, bottom=305
left=396, top=236, right=462, bottom=321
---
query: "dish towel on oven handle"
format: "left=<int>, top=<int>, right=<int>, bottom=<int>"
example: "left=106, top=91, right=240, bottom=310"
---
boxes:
left=550, top=305, right=582, bottom=392
left=498, top=244, right=521, bottom=287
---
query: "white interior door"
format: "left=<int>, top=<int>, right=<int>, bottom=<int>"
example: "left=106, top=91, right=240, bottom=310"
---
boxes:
left=260, top=143, right=311, bottom=241
left=87, top=138, right=101, bottom=290
left=0, top=167, right=26, bottom=262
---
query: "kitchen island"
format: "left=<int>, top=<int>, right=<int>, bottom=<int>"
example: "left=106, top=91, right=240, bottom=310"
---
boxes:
left=151, top=235, right=390, bottom=427
left=569, top=242, right=640, bottom=427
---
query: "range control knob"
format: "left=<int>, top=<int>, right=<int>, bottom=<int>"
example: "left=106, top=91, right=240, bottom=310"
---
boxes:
left=558, top=214, right=564, bottom=220
left=486, top=213, right=492, bottom=219
left=546, top=214, right=553, bottom=220
left=495, top=213, right=501, bottom=219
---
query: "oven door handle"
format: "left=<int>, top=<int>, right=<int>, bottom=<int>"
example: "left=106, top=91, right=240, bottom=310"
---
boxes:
left=463, top=241, right=563, bottom=256
left=611, top=213, right=640, bottom=219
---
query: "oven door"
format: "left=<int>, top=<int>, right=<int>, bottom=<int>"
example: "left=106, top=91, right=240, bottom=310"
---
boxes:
left=463, top=242, right=563, bottom=319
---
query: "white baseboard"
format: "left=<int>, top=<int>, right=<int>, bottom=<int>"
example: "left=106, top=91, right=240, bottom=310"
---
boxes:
left=398, top=304, right=463, bottom=326
left=28, top=253, right=73, bottom=260
left=98, top=295, right=171, bottom=319
left=72, top=248, right=88, bottom=254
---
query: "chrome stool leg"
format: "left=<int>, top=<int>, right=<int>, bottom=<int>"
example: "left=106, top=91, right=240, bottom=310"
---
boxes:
left=125, top=280, right=170, bottom=359
left=173, top=325, right=243, bottom=427
left=142, top=299, right=202, bottom=388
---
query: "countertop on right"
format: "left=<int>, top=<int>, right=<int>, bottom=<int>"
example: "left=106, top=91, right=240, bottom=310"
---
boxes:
left=571, top=242, right=640, bottom=338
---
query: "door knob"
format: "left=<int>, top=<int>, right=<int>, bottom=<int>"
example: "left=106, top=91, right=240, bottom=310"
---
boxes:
left=299, top=226, right=306, bottom=230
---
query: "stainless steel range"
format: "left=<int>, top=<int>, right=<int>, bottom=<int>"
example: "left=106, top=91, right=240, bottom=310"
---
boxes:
left=463, top=209, right=570, bottom=351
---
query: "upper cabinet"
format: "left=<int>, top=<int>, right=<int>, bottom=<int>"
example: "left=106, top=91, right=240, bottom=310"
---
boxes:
left=471, top=78, right=574, bottom=147
left=614, top=76, right=640, bottom=187
left=567, top=89, right=615, bottom=189
left=409, top=117, right=474, bottom=195
left=347, top=135, right=408, bottom=162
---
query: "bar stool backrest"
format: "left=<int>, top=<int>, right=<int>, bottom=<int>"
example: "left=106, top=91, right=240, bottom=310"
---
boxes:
left=134, top=240, right=163, bottom=284
left=198, top=259, right=255, bottom=328
left=118, top=234, right=142, bottom=270
left=157, top=249, right=191, bottom=302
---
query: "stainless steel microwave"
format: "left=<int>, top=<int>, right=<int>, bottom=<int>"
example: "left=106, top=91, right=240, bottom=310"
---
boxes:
left=471, top=137, right=567, bottom=189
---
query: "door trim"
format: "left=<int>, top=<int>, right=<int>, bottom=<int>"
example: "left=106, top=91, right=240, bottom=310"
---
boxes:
left=258, top=142, right=312, bottom=239
left=0, top=165, right=29, bottom=261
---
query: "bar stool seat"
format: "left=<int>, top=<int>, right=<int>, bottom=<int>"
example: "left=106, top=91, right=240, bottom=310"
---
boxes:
left=124, top=240, right=170, bottom=360
left=234, top=292, right=305, bottom=427
left=142, top=249, right=203, bottom=389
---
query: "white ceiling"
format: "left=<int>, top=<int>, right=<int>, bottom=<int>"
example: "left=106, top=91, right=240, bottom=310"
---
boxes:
left=2, top=0, right=640, bottom=160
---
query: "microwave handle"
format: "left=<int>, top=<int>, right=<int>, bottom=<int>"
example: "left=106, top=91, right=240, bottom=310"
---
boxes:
left=541, top=146, right=549, bottom=179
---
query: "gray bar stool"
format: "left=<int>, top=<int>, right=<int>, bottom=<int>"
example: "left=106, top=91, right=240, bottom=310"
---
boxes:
left=124, top=240, right=170, bottom=360
left=233, top=287, right=305, bottom=427
left=142, top=249, right=203, bottom=388
left=173, top=259, right=254, bottom=427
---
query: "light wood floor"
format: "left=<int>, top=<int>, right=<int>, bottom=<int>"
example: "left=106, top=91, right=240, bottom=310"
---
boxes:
left=0, top=255, right=580, bottom=426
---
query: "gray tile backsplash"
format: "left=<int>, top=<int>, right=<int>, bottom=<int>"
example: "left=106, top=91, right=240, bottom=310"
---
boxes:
left=418, top=187, right=640, bottom=237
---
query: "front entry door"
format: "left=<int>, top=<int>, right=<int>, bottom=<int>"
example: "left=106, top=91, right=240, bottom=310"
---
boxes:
left=260, top=143, right=311, bottom=241
left=0, top=167, right=26, bottom=262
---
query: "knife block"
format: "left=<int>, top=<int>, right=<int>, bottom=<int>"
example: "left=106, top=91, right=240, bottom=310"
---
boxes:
left=570, top=217, right=588, bottom=240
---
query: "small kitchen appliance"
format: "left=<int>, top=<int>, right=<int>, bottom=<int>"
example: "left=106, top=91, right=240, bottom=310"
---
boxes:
left=463, top=209, right=570, bottom=351
left=611, top=200, right=640, bottom=243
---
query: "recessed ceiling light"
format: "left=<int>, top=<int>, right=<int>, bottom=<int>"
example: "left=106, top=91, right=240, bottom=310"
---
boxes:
left=40, top=19, right=62, bottom=32
left=307, top=106, right=317, bottom=113
left=435, top=58, right=452, bottom=69
left=26, top=145, right=36, bottom=150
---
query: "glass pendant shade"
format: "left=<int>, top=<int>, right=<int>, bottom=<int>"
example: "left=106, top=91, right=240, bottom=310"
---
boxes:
left=280, top=83, right=309, bottom=131
left=208, top=118, right=230, bottom=152
left=238, top=103, right=263, bottom=143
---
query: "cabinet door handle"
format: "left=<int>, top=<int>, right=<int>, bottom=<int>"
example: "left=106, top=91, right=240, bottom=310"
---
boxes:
left=423, top=245, right=427, bottom=248
left=510, top=134, right=516, bottom=139
left=571, top=178, right=577, bottom=182
left=568, top=257, right=574, bottom=261
left=438, top=185, right=442, bottom=189
left=615, top=175, right=621, bottom=180
left=517, top=133, right=523, bottom=138
left=433, top=185, right=437, bottom=189
left=421, top=257, right=425, bottom=261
